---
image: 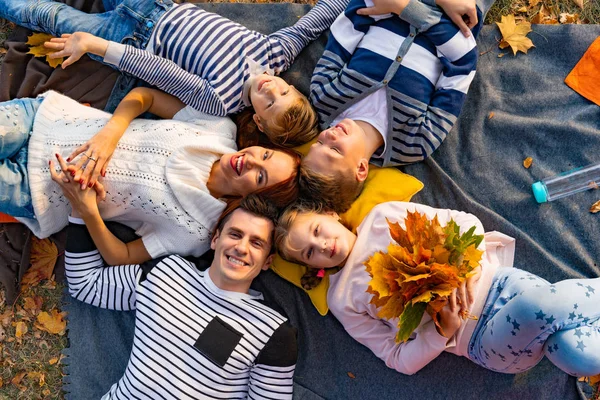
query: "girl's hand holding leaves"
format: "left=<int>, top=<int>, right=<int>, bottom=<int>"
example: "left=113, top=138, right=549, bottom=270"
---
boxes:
left=365, top=210, right=484, bottom=343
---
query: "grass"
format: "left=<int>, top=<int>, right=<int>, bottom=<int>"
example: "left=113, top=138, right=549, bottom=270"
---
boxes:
left=0, top=283, right=67, bottom=400
left=0, top=1, right=599, bottom=399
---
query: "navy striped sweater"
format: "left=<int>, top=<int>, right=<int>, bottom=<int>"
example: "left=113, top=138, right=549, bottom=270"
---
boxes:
left=103, top=0, right=347, bottom=116
left=310, top=0, right=483, bottom=166
left=65, top=218, right=297, bottom=399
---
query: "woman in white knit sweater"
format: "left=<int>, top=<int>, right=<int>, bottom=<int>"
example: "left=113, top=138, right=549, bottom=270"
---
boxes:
left=0, top=88, right=301, bottom=265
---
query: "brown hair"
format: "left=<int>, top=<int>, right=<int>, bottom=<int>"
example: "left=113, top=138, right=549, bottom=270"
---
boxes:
left=298, top=162, right=365, bottom=214
left=215, top=194, right=280, bottom=254
left=274, top=200, right=325, bottom=266
left=234, top=94, right=319, bottom=148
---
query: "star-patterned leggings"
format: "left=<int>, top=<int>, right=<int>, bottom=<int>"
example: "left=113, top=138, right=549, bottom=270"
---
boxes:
left=468, top=268, right=600, bottom=376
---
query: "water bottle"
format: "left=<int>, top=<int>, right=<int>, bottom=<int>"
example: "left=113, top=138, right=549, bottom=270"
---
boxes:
left=531, top=162, right=600, bottom=203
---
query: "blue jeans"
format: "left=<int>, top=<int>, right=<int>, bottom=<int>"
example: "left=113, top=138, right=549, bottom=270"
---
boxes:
left=0, top=0, right=173, bottom=60
left=469, top=268, right=600, bottom=376
left=0, top=97, right=44, bottom=219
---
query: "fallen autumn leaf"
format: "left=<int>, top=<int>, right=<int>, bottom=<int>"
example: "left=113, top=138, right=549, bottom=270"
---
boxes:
left=590, top=200, right=600, bottom=213
left=523, top=157, right=533, bottom=168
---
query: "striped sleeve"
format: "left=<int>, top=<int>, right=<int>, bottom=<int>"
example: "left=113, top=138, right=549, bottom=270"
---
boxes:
left=268, top=0, right=349, bottom=71
left=103, top=42, right=228, bottom=116
left=65, top=217, right=141, bottom=311
left=247, top=323, right=297, bottom=399
left=309, top=0, right=371, bottom=116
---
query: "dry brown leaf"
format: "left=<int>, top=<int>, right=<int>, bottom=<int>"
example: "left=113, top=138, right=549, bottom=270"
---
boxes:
left=488, top=112, right=495, bottom=119
left=498, top=53, right=506, bottom=58
left=35, top=309, right=67, bottom=335
left=523, top=157, right=533, bottom=169
left=23, top=295, right=43, bottom=316
left=516, top=6, right=528, bottom=12
left=0, top=376, right=3, bottom=388
left=496, top=15, right=535, bottom=55
left=0, top=325, right=5, bottom=342
left=572, top=0, right=584, bottom=8
left=42, top=388, right=51, bottom=396
left=0, top=310, right=10, bottom=326
left=590, top=200, right=600, bottom=214
left=347, top=372, right=356, bottom=379
left=529, top=0, right=541, bottom=6
left=588, top=181, right=599, bottom=190
left=11, top=371, right=26, bottom=386
left=14, top=321, right=28, bottom=338
left=26, top=33, right=65, bottom=68
left=21, top=237, right=58, bottom=290
left=559, top=13, right=579, bottom=24
left=48, top=357, right=59, bottom=365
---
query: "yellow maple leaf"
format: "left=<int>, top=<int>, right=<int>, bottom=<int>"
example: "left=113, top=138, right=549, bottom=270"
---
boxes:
left=376, top=292, right=405, bottom=320
left=463, top=245, right=484, bottom=269
left=365, top=252, right=395, bottom=298
left=14, top=321, right=28, bottom=338
left=496, top=15, right=535, bottom=55
left=35, top=309, right=67, bottom=335
left=590, top=200, right=600, bottom=214
left=26, top=33, right=64, bottom=68
left=21, top=237, right=58, bottom=291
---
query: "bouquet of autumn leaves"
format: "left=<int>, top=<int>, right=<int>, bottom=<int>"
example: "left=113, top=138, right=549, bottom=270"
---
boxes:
left=365, top=211, right=484, bottom=343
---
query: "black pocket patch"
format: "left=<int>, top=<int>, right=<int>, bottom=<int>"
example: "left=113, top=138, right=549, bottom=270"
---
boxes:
left=194, top=316, right=243, bottom=367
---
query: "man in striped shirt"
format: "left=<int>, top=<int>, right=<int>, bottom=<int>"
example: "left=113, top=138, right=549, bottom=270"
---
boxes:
left=63, top=192, right=297, bottom=399
left=301, top=0, right=494, bottom=212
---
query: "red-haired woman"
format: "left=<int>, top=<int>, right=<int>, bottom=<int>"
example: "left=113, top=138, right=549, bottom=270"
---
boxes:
left=0, top=87, right=300, bottom=265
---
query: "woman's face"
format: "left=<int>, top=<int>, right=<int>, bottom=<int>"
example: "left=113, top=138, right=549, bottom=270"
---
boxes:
left=285, top=212, right=357, bottom=269
left=211, top=146, right=296, bottom=197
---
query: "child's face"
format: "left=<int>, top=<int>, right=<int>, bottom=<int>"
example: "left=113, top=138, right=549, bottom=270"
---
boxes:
left=303, top=119, right=368, bottom=178
left=285, top=212, right=357, bottom=269
left=250, top=75, right=302, bottom=125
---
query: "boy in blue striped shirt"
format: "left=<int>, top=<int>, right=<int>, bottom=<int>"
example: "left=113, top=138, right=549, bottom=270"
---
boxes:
left=301, top=0, right=495, bottom=213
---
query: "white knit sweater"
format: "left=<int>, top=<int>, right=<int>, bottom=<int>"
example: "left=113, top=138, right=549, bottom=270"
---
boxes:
left=18, top=91, right=237, bottom=258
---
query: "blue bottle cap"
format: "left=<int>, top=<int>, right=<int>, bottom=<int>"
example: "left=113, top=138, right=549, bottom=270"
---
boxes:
left=531, top=181, right=547, bottom=203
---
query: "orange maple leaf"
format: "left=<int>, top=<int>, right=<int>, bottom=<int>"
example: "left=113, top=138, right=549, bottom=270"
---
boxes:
left=21, top=237, right=58, bottom=291
left=366, top=211, right=484, bottom=342
left=35, top=309, right=67, bottom=335
left=496, top=15, right=535, bottom=55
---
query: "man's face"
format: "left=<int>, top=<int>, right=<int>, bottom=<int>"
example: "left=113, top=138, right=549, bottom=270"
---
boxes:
left=303, top=119, right=368, bottom=177
left=210, top=209, right=274, bottom=293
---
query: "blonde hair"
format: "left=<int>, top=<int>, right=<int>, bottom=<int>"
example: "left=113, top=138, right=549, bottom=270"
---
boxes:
left=298, top=163, right=365, bottom=214
left=274, top=200, right=325, bottom=266
left=234, top=94, right=319, bottom=148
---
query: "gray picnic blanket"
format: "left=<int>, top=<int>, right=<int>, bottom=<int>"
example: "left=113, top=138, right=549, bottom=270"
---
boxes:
left=57, top=5, right=600, bottom=400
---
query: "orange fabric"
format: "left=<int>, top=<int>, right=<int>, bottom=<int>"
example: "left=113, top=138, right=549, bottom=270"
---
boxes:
left=565, top=36, right=600, bottom=106
left=0, top=212, right=19, bottom=223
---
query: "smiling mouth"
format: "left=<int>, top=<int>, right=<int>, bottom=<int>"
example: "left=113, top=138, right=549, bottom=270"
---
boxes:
left=335, top=123, right=348, bottom=135
left=227, top=255, right=248, bottom=267
left=330, top=240, right=337, bottom=258
left=258, top=78, right=270, bottom=92
left=230, top=154, right=244, bottom=176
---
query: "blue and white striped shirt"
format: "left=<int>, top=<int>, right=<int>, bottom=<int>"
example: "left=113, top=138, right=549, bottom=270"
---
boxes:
left=310, top=0, right=483, bottom=166
left=65, top=218, right=297, bottom=399
left=104, top=0, right=347, bottom=116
